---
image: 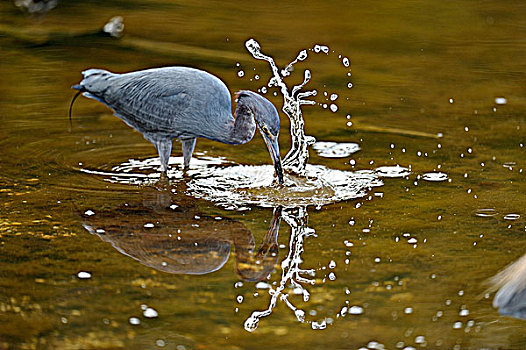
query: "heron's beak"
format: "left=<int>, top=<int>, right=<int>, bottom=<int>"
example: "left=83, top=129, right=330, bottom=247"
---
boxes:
left=262, top=133, right=284, bottom=185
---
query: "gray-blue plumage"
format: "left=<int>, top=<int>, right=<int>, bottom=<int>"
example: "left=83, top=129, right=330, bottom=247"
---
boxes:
left=72, top=67, right=284, bottom=184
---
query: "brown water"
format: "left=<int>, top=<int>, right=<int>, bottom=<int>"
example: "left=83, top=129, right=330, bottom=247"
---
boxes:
left=1, top=1, right=526, bottom=349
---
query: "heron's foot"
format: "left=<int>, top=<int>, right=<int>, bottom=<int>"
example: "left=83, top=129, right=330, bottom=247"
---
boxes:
left=181, top=165, right=193, bottom=182
left=155, top=171, right=170, bottom=189
left=273, top=175, right=286, bottom=187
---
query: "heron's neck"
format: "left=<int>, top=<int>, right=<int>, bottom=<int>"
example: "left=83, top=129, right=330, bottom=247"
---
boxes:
left=226, top=104, right=256, bottom=145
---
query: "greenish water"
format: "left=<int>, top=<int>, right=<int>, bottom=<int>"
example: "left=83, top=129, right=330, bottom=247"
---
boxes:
left=1, top=1, right=525, bottom=349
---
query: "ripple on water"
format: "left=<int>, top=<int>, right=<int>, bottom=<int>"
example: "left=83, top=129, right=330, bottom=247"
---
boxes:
left=474, top=208, right=499, bottom=217
left=80, top=156, right=229, bottom=185
left=375, top=165, right=411, bottom=178
left=312, top=141, right=360, bottom=158
left=421, top=172, right=449, bottom=182
left=503, top=213, right=520, bottom=221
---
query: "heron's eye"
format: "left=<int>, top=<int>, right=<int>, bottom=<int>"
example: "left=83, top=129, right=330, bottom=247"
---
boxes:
left=260, top=124, right=271, bottom=135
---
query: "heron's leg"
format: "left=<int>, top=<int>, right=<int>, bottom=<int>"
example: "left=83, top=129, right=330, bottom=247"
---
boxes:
left=181, top=138, right=196, bottom=169
left=152, top=139, right=172, bottom=172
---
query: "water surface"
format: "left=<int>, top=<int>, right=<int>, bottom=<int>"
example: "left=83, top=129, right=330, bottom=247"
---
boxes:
left=1, top=1, right=525, bottom=349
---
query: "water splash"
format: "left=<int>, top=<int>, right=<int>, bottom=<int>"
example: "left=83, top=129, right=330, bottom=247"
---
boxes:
left=246, top=39, right=317, bottom=176
left=81, top=156, right=386, bottom=209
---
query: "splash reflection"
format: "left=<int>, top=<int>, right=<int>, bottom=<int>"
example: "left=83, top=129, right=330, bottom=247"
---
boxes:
left=244, top=206, right=360, bottom=331
left=245, top=207, right=314, bottom=332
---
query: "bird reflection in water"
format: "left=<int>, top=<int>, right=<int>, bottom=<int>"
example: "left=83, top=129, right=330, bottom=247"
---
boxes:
left=489, top=253, right=526, bottom=320
left=80, top=183, right=281, bottom=282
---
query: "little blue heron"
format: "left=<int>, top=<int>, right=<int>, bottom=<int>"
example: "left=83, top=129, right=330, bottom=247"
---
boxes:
left=71, top=66, right=284, bottom=184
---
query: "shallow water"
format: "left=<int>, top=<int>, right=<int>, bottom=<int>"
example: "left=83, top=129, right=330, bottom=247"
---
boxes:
left=1, top=1, right=526, bottom=349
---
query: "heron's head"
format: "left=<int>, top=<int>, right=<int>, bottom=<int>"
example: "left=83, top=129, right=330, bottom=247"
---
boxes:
left=235, top=90, right=284, bottom=184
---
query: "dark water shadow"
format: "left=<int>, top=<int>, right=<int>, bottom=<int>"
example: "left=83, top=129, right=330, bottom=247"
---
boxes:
left=78, top=182, right=281, bottom=282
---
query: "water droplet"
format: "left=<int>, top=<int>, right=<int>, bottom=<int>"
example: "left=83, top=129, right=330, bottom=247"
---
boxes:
left=292, top=287, right=304, bottom=295
left=459, top=309, right=469, bottom=316
left=342, top=57, right=350, bottom=67
left=449, top=98, right=454, bottom=104
left=340, top=306, right=348, bottom=317
left=143, top=307, right=158, bottom=318
left=415, top=336, right=425, bottom=344
left=256, top=282, right=270, bottom=289
left=367, top=341, right=384, bottom=349
left=330, top=104, right=338, bottom=112
left=330, top=93, right=338, bottom=101
left=144, top=223, right=154, bottom=228
left=237, top=70, right=245, bottom=77
left=311, top=320, right=327, bottom=329
left=129, top=317, right=140, bottom=325
left=295, top=309, right=305, bottom=322
left=404, top=307, right=413, bottom=314
left=453, top=321, right=462, bottom=329
left=244, top=314, right=260, bottom=332
left=236, top=295, right=244, bottom=303
left=297, top=50, right=308, bottom=61
left=349, top=306, right=364, bottom=315
left=84, top=209, right=95, bottom=216
left=347, top=82, right=353, bottom=89
left=495, top=97, right=507, bottom=105
left=77, top=271, right=92, bottom=279
left=329, top=260, right=336, bottom=269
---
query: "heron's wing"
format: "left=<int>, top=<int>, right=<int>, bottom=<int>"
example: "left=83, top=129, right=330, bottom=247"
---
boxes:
left=81, top=67, right=234, bottom=142
left=103, top=74, right=194, bottom=138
